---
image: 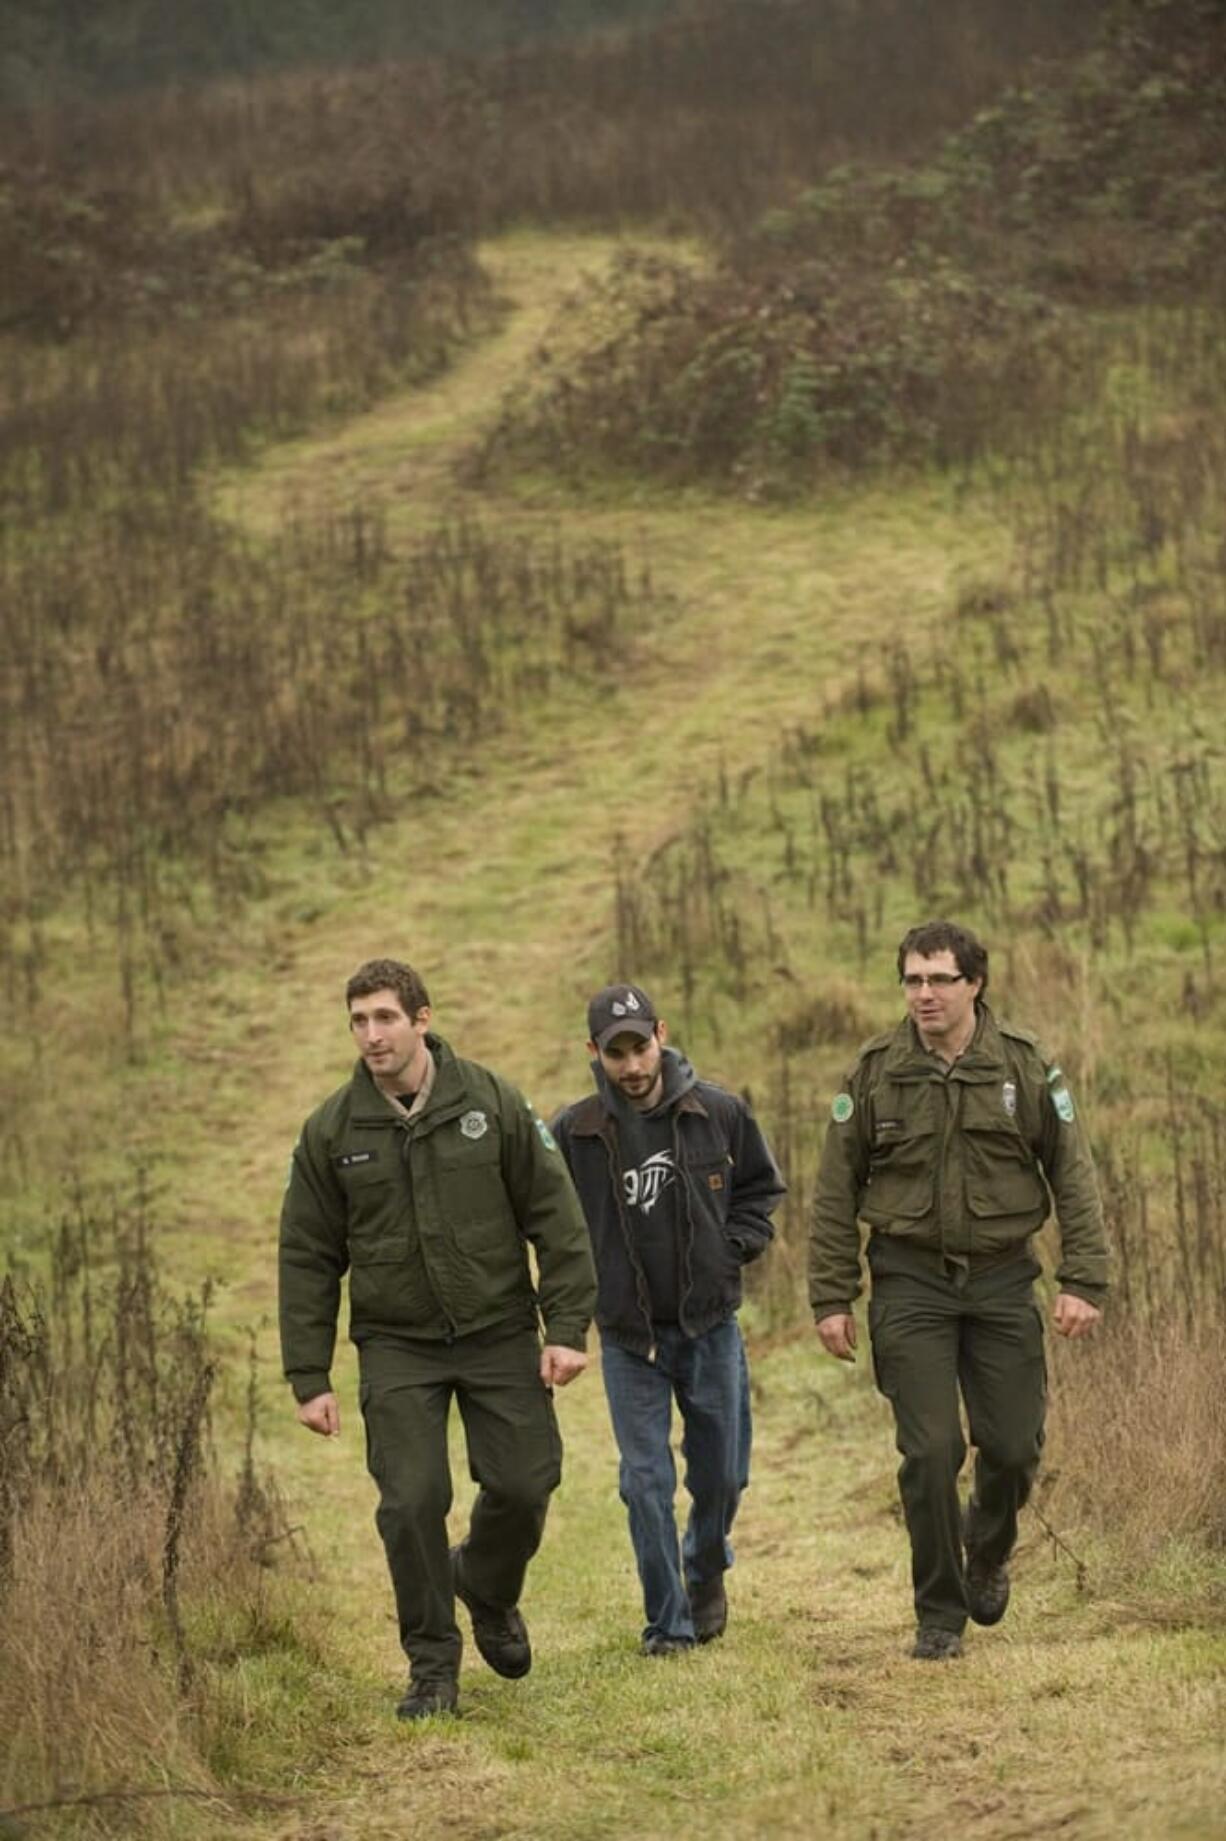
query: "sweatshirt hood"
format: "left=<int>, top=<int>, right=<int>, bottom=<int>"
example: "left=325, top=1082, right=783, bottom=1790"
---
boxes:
left=592, top=1044, right=698, bottom=1117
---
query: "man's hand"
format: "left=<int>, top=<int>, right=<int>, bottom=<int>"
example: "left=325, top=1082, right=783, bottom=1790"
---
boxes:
left=816, top=1313, right=857, bottom=1362
left=297, top=1391, right=341, bottom=1436
left=1052, top=1293, right=1102, bottom=1339
left=540, top=1346, right=588, bottom=1388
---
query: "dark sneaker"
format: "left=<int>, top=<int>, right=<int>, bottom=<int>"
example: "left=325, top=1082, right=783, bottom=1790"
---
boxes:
left=966, top=1556, right=1011, bottom=1627
left=910, top=1626, right=963, bottom=1662
left=687, top=1576, right=728, bottom=1643
left=396, top=1676, right=458, bottom=1721
left=451, top=1547, right=532, bottom=1679
left=640, top=1633, right=695, bottom=1658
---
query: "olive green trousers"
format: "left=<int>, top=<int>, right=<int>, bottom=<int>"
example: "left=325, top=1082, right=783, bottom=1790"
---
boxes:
left=358, top=1325, right=562, bottom=1683
left=867, top=1241, right=1046, bottom=1633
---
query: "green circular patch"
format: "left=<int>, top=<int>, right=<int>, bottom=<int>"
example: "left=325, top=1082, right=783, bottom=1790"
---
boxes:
left=831, top=1092, right=855, bottom=1124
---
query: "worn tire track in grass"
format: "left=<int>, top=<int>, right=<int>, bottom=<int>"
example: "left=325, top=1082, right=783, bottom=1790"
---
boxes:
left=189, top=233, right=1225, bottom=1840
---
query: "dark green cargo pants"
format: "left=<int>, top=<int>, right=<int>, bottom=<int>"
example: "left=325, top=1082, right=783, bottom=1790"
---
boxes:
left=358, top=1324, right=563, bottom=1683
left=867, top=1240, right=1046, bottom=1633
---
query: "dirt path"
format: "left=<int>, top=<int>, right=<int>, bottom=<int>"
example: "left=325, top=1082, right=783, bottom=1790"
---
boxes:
left=218, top=231, right=688, bottom=535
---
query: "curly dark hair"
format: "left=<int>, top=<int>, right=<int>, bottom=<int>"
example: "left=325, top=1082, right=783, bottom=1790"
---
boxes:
left=344, top=958, right=431, bottom=1018
left=896, top=920, right=988, bottom=994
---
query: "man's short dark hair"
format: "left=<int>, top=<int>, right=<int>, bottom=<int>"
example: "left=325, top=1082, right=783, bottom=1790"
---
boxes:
left=345, top=958, right=431, bottom=1018
left=896, top=920, right=989, bottom=994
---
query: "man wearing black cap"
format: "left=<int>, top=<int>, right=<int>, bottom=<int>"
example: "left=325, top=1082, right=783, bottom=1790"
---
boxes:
left=552, top=984, right=785, bottom=1655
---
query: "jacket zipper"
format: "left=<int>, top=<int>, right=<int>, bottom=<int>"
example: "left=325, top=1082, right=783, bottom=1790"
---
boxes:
left=398, top=1119, right=457, bottom=1342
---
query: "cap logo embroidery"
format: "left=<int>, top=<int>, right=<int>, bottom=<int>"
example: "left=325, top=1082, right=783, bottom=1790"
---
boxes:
left=460, top=1110, right=489, bottom=1140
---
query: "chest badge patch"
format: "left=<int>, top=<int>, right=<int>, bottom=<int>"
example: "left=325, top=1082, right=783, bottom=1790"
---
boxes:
left=1002, top=1080, right=1017, bottom=1117
left=460, top=1109, right=489, bottom=1141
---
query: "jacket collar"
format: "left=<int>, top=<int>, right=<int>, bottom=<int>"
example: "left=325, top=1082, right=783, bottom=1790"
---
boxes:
left=350, top=1033, right=474, bottom=1126
left=881, top=1005, right=1007, bottom=1082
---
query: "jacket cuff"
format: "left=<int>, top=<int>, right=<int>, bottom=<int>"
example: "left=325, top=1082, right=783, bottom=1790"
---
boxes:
left=812, top=1303, right=854, bottom=1324
left=542, top=1326, right=589, bottom=1353
left=1055, top=1281, right=1108, bottom=1307
left=288, top=1370, right=333, bottom=1404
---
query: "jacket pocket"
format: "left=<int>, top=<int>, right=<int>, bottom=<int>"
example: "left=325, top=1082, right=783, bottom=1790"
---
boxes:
left=338, top=1167, right=403, bottom=1264
left=864, top=1127, right=935, bottom=1219
left=432, top=1133, right=513, bottom=1224
left=960, top=1088, right=1046, bottom=1217
left=686, top=1156, right=733, bottom=1224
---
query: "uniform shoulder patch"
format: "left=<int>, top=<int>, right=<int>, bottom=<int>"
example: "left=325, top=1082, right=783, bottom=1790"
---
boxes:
left=534, top=1115, right=558, bottom=1152
left=1052, top=1086, right=1076, bottom=1124
left=831, top=1092, right=855, bottom=1124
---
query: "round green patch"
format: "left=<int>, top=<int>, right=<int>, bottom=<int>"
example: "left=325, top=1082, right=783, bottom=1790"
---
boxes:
left=831, top=1092, right=855, bottom=1124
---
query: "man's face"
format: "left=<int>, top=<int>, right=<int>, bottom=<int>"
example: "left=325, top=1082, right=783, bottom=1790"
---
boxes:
left=902, top=949, right=981, bottom=1047
left=591, top=1024, right=666, bottom=1109
left=348, top=988, right=431, bottom=1090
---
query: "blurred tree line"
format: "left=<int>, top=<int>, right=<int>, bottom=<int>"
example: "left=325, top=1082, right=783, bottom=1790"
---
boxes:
left=0, top=0, right=669, bottom=104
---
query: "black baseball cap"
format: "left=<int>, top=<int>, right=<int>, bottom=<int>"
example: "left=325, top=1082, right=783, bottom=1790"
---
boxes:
left=587, top=983, right=658, bottom=1050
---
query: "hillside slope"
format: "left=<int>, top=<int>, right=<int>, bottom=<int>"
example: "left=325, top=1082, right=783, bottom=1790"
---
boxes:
left=116, top=233, right=1223, bottom=1841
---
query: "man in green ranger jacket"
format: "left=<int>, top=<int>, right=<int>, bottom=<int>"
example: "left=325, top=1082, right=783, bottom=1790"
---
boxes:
left=280, top=958, right=597, bottom=1720
left=810, top=920, right=1108, bottom=1662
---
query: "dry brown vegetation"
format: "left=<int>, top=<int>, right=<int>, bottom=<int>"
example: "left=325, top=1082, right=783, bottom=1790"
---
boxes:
left=2, top=0, right=1107, bottom=234
left=480, top=0, right=1226, bottom=489
left=0, top=1195, right=312, bottom=1834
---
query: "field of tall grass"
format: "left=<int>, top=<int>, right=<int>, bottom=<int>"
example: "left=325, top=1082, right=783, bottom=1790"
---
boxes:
left=1, top=1, right=1224, bottom=1835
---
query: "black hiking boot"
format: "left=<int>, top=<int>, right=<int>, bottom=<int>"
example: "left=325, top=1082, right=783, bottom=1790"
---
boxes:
left=687, top=1575, right=728, bottom=1643
left=966, top=1555, right=1011, bottom=1627
left=451, top=1546, right=532, bottom=1679
left=910, top=1626, right=964, bottom=1662
left=396, top=1675, right=458, bottom=1720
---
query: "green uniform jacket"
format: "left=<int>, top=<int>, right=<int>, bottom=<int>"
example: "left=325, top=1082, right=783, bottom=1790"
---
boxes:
left=809, top=1005, right=1108, bottom=1320
left=279, top=1035, right=597, bottom=1403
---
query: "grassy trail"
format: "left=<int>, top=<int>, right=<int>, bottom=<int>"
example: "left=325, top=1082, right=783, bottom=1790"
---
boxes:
left=174, top=234, right=1223, bottom=1840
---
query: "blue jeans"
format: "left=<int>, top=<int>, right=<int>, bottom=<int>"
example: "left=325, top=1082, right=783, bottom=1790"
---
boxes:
left=600, top=1319, right=752, bottom=1645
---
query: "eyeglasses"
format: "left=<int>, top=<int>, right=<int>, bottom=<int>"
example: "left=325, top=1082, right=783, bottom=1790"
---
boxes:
left=901, top=973, right=965, bottom=990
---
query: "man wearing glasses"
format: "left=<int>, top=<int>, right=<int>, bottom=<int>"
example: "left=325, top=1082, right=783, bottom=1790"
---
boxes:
left=810, top=920, right=1108, bottom=1661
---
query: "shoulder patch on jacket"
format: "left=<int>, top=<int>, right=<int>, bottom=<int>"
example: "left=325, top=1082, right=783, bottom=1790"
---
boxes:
left=529, top=1106, right=558, bottom=1152
left=1052, top=1085, right=1077, bottom=1123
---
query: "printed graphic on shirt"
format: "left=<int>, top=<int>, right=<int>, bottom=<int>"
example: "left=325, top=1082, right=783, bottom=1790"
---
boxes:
left=624, top=1149, right=677, bottom=1215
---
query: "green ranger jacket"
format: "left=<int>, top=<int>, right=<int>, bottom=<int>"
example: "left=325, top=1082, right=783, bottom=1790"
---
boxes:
left=279, top=1035, right=597, bottom=1403
left=809, top=1004, right=1108, bottom=1319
